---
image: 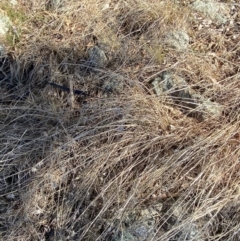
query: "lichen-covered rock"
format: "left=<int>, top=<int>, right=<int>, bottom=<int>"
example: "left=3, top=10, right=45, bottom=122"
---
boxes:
left=151, top=72, right=222, bottom=119
left=180, top=223, right=205, bottom=241
left=87, top=45, right=108, bottom=68
left=46, top=0, right=65, bottom=10
left=0, top=44, right=6, bottom=55
left=152, top=72, right=197, bottom=109
left=113, top=204, right=163, bottom=241
left=9, top=0, right=18, bottom=5
left=103, top=74, right=124, bottom=94
left=199, top=98, right=222, bottom=117
left=164, top=31, right=190, bottom=51
left=114, top=224, right=149, bottom=241
left=190, top=0, right=230, bottom=25
left=168, top=206, right=205, bottom=241
left=0, top=11, right=12, bottom=36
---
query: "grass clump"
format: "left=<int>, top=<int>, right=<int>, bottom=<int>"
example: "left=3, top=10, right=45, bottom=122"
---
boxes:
left=0, top=1, right=27, bottom=46
left=0, top=1, right=26, bottom=25
left=0, top=0, right=240, bottom=241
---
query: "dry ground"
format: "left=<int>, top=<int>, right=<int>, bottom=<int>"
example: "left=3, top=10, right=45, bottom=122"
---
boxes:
left=0, top=0, right=240, bottom=240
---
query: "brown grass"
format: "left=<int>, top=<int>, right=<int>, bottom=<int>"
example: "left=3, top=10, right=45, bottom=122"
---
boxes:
left=0, top=0, right=240, bottom=240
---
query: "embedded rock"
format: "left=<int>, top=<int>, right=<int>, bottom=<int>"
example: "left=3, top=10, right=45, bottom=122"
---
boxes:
left=0, top=12, right=12, bottom=36
left=151, top=72, right=222, bottom=119
left=113, top=204, right=163, bottom=241
left=0, top=44, right=6, bottom=55
left=190, top=0, right=230, bottom=25
left=46, top=0, right=65, bottom=10
left=103, top=74, right=124, bottom=94
left=9, top=0, right=18, bottom=5
left=199, top=98, right=222, bottom=117
left=87, top=45, right=108, bottom=68
left=164, top=31, right=190, bottom=50
left=152, top=72, right=197, bottom=109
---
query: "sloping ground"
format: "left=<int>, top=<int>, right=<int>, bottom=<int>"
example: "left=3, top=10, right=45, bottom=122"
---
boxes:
left=0, top=0, right=240, bottom=240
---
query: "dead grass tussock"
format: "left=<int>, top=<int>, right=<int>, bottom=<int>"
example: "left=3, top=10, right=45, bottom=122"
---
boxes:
left=0, top=0, right=240, bottom=240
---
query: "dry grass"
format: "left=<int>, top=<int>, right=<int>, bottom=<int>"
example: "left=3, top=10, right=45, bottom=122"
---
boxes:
left=0, top=0, right=240, bottom=240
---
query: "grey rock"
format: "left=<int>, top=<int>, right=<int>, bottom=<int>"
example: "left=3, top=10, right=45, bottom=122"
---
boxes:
left=0, top=12, right=12, bottom=36
left=0, top=44, right=6, bottom=55
left=9, top=0, right=18, bottom=5
left=113, top=204, right=162, bottom=241
left=47, top=0, right=65, bottom=9
left=103, top=74, right=124, bottom=94
left=114, top=224, right=150, bottom=241
left=164, top=205, right=204, bottom=241
left=186, top=224, right=204, bottom=241
left=87, top=46, right=108, bottom=68
left=174, top=223, right=204, bottom=241
left=151, top=72, right=222, bottom=118
left=6, top=193, right=16, bottom=200
left=199, top=98, right=222, bottom=118
left=164, top=31, right=190, bottom=50
left=152, top=72, right=197, bottom=109
left=190, top=0, right=230, bottom=24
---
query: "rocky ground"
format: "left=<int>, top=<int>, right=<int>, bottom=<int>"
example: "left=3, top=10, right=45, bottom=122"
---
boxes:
left=0, top=0, right=240, bottom=240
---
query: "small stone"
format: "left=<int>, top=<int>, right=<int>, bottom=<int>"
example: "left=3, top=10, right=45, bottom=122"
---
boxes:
left=134, top=225, right=148, bottom=239
left=31, top=167, right=38, bottom=173
left=6, top=193, right=15, bottom=200
left=102, top=3, right=110, bottom=11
